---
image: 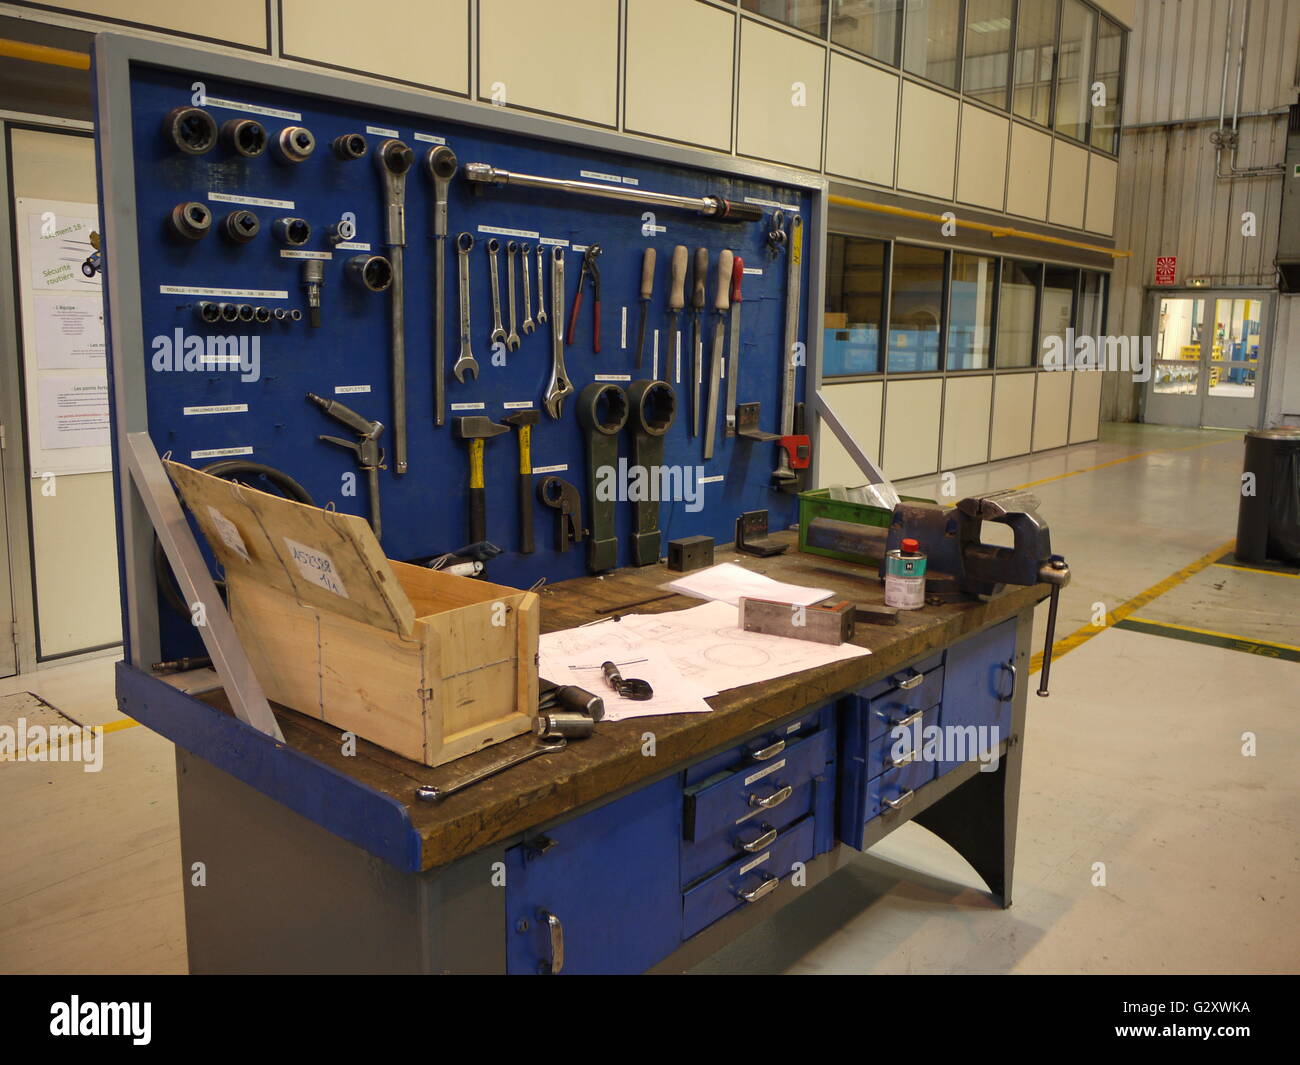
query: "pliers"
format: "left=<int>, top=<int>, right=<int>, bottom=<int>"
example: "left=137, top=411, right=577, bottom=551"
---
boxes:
left=565, top=244, right=602, bottom=353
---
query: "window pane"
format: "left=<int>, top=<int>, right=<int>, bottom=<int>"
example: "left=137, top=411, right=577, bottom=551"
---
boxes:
left=997, top=260, right=1041, bottom=367
left=902, top=0, right=962, bottom=88
left=824, top=234, right=887, bottom=376
left=947, top=254, right=996, bottom=370
left=1091, top=16, right=1123, bottom=152
left=963, top=0, right=1014, bottom=109
left=1153, top=297, right=1204, bottom=394
left=1078, top=270, right=1106, bottom=339
left=1208, top=298, right=1262, bottom=398
left=1040, top=266, right=1077, bottom=367
left=1012, top=0, right=1057, bottom=125
left=831, top=0, right=901, bottom=65
left=741, top=0, right=828, bottom=36
left=887, top=244, right=944, bottom=373
left=1054, top=0, right=1096, bottom=141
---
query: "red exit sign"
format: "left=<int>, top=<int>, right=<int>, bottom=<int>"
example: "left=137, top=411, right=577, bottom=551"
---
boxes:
left=1155, top=256, right=1177, bottom=285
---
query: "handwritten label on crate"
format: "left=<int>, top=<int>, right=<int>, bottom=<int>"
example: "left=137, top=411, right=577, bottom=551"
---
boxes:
left=206, top=505, right=250, bottom=563
left=284, top=538, right=349, bottom=599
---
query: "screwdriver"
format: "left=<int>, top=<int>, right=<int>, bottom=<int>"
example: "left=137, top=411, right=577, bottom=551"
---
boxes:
left=635, top=247, right=656, bottom=369
left=690, top=247, right=708, bottom=438
left=664, top=245, right=687, bottom=385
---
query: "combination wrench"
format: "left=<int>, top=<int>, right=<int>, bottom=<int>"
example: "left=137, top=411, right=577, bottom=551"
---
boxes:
left=535, top=245, right=548, bottom=326
left=505, top=240, right=521, bottom=351
left=486, top=238, right=507, bottom=349
left=427, top=145, right=458, bottom=427
left=520, top=243, right=536, bottom=335
left=454, top=232, right=479, bottom=382
left=543, top=246, right=574, bottom=418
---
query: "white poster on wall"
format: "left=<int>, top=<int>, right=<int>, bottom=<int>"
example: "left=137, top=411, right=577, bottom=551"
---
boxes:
left=14, top=197, right=111, bottom=476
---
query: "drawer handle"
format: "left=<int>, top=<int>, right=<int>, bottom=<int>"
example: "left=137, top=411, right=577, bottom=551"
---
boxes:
left=890, top=749, right=919, bottom=768
left=998, top=661, right=1016, bottom=703
left=898, top=672, right=924, bottom=691
left=896, top=709, right=924, bottom=729
left=537, top=909, right=564, bottom=975
left=735, top=824, right=778, bottom=853
left=737, top=874, right=780, bottom=904
left=749, top=784, right=793, bottom=810
left=882, top=789, right=915, bottom=811
left=750, top=739, right=786, bottom=761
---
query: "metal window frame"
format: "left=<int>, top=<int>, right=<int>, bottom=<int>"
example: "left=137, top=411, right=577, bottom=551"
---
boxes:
left=961, top=0, right=1016, bottom=112
left=1011, top=0, right=1060, bottom=129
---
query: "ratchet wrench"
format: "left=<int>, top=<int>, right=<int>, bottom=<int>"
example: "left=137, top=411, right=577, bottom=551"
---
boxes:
left=454, top=232, right=479, bottom=382
left=543, top=247, right=574, bottom=418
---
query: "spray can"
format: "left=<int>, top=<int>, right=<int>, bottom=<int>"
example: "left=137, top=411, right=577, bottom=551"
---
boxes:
left=884, top=537, right=927, bottom=610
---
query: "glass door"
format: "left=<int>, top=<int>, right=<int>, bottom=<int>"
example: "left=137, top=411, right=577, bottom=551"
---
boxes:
left=1147, top=296, right=1207, bottom=427
left=1203, top=297, right=1264, bottom=429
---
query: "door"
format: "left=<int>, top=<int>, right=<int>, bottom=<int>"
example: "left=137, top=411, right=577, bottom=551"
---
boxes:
left=1146, top=291, right=1268, bottom=429
left=0, top=441, right=16, bottom=677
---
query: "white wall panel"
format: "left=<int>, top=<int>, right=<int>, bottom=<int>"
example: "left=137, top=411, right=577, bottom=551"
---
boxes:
left=989, top=372, right=1035, bottom=459
left=1006, top=123, right=1051, bottom=221
left=882, top=378, right=942, bottom=479
left=737, top=19, right=826, bottom=169
left=284, top=0, right=468, bottom=93
left=1069, top=370, right=1104, bottom=442
left=824, top=53, right=898, bottom=187
left=940, top=375, right=993, bottom=470
left=956, top=104, right=1008, bottom=212
left=1032, top=371, right=1072, bottom=451
left=1084, top=153, right=1117, bottom=235
left=816, top=381, right=883, bottom=488
left=33, top=0, right=267, bottom=48
left=896, top=82, right=958, bottom=201
left=1048, top=139, right=1088, bottom=229
left=625, top=0, right=734, bottom=151
left=479, top=0, right=618, bottom=126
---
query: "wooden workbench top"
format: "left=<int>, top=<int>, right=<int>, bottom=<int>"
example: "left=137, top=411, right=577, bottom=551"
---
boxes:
left=201, top=534, right=1045, bottom=870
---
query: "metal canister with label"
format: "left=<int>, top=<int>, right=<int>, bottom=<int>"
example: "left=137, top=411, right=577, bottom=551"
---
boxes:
left=884, top=537, right=927, bottom=610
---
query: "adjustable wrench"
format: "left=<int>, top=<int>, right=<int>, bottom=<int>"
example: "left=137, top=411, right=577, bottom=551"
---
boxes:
left=486, top=238, right=507, bottom=348
left=376, top=139, right=414, bottom=474
left=520, top=242, right=536, bottom=334
left=535, top=245, right=548, bottom=325
left=454, top=233, right=479, bottom=382
left=505, top=240, right=521, bottom=351
left=543, top=247, right=574, bottom=418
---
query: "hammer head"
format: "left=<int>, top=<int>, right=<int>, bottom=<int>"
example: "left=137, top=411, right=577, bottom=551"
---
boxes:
left=503, top=409, right=540, bottom=429
left=453, top=415, right=508, bottom=440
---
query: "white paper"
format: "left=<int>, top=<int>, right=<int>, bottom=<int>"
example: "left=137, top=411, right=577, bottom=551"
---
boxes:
left=664, top=562, right=835, bottom=608
left=26, top=211, right=100, bottom=292
left=37, top=376, right=109, bottom=450
left=34, top=292, right=105, bottom=370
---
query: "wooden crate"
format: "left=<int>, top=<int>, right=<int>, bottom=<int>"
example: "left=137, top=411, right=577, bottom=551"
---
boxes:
left=165, top=461, right=539, bottom=767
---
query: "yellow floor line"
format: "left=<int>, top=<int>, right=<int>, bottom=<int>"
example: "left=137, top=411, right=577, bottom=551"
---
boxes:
left=1, top=716, right=139, bottom=763
left=1125, top=615, right=1300, bottom=653
left=1013, top=436, right=1235, bottom=493
left=1212, top=561, right=1300, bottom=580
left=1028, top=537, right=1236, bottom=674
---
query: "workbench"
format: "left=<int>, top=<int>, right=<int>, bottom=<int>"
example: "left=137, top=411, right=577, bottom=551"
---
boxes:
left=119, top=532, right=1044, bottom=974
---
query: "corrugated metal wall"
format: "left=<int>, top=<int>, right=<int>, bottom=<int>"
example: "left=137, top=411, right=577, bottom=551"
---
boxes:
left=1104, top=0, right=1299, bottom=421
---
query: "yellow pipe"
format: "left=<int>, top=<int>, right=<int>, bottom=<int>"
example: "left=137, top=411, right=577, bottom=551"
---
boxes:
left=829, top=193, right=1132, bottom=259
left=0, top=39, right=91, bottom=71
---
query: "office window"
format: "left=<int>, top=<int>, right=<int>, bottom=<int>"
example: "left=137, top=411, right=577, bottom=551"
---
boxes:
left=743, top=0, right=828, bottom=37
left=1078, top=271, right=1107, bottom=337
left=963, top=0, right=1014, bottom=109
left=830, top=0, right=901, bottom=65
left=948, top=254, right=997, bottom=370
left=824, top=234, right=887, bottom=376
left=1013, top=0, right=1057, bottom=125
left=1091, top=16, right=1124, bottom=152
left=887, top=244, right=945, bottom=373
left=998, top=260, right=1041, bottom=367
left=1054, top=0, right=1096, bottom=141
left=1040, top=266, right=1078, bottom=367
left=902, top=0, right=962, bottom=89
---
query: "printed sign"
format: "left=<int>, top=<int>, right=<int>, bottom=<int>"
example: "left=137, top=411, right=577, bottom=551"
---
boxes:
left=1155, top=256, right=1177, bottom=286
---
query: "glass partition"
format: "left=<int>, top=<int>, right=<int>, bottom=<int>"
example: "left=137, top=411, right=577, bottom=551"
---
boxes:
left=887, top=244, right=945, bottom=372
left=948, top=253, right=997, bottom=369
left=902, top=0, right=962, bottom=89
left=997, top=260, right=1041, bottom=367
left=1012, top=0, right=1058, bottom=125
left=1091, top=15, right=1124, bottom=152
left=824, top=234, right=888, bottom=376
left=963, top=0, right=1015, bottom=109
left=830, top=0, right=901, bottom=63
left=742, top=0, right=829, bottom=36
left=1054, top=0, right=1096, bottom=141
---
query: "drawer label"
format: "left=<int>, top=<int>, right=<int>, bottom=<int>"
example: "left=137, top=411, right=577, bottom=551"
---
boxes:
left=744, top=759, right=785, bottom=786
left=739, top=851, right=771, bottom=876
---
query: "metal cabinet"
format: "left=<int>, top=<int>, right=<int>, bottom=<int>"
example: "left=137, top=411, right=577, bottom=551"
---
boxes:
left=938, top=618, right=1017, bottom=774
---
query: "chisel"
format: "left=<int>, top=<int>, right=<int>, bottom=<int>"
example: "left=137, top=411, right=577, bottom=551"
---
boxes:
left=704, top=249, right=733, bottom=460
left=664, top=245, right=687, bottom=385
left=725, top=255, right=743, bottom=438
left=690, top=246, right=708, bottom=438
left=635, top=247, right=656, bottom=369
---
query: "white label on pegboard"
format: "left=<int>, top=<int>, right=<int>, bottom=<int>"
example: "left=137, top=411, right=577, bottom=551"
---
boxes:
left=450, top=402, right=485, bottom=411
left=200, top=97, right=300, bottom=121
left=209, top=191, right=294, bottom=210
left=479, top=224, right=539, bottom=239
left=366, top=125, right=399, bottom=138
left=279, top=250, right=333, bottom=260
left=743, top=267, right=764, bottom=276
left=162, top=285, right=288, bottom=299
left=503, top=401, right=535, bottom=410
left=538, top=237, right=570, bottom=247
left=743, top=196, right=800, bottom=212
left=334, top=385, right=371, bottom=394
left=533, top=464, right=568, bottom=474
left=284, top=538, right=349, bottom=599
left=414, top=132, right=446, bottom=144
left=334, top=242, right=372, bottom=252
left=183, top=404, right=248, bottom=415
left=699, top=475, right=725, bottom=485
left=594, top=374, right=631, bottom=382
left=206, top=506, right=250, bottom=562
left=190, top=446, right=253, bottom=459
left=580, top=169, right=624, bottom=184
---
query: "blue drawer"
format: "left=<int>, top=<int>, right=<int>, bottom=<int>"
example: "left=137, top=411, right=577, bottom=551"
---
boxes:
left=865, top=664, right=945, bottom=741
left=682, top=816, right=817, bottom=939
left=681, top=779, right=816, bottom=886
left=683, top=707, right=829, bottom=786
left=683, top=727, right=832, bottom=844
left=864, top=705, right=939, bottom=781
left=865, top=757, right=935, bottom=820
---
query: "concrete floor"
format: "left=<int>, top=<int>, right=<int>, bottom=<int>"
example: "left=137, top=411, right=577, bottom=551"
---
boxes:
left=1, top=423, right=1296, bottom=974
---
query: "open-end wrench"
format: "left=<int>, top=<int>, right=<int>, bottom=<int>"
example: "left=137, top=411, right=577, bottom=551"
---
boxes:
left=414, top=739, right=567, bottom=802
left=520, top=242, right=536, bottom=334
left=454, top=232, right=479, bottom=382
left=486, top=238, right=507, bottom=349
left=543, top=246, right=574, bottom=418
left=505, top=240, right=521, bottom=351
left=535, top=245, right=548, bottom=325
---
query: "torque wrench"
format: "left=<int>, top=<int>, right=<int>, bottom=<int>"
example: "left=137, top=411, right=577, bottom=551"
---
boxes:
left=427, top=145, right=458, bottom=427
left=535, top=245, right=548, bottom=325
left=505, top=241, right=521, bottom=351
left=454, top=232, right=479, bottom=382
left=704, top=249, right=733, bottom=460
left=665, top=245, right=687, bottom=385
left=414, top=739, right=567, bottom=802
left=486, top=238, right=507, bottom=348
left=464, top=164, right=765, bottom=222
left=689, top=247, right=708, bottom=438
left=520, top=243, right=536, bottom=334
left=725, top=255, right=744, bottom=437
left=377, top=138, right=414, bottom=474
left=635, top=247, right=655, bottom=368
left=774, top=214, right=805, bottom=490
left=543, top=247, right=574, bottom=418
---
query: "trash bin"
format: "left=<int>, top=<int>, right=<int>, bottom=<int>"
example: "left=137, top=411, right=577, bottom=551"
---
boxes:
left=1236, top=427, right=1300, bottom=565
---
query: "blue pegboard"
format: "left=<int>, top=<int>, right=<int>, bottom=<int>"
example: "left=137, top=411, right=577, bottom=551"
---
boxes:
left=114, top=61, right=814, bottom=659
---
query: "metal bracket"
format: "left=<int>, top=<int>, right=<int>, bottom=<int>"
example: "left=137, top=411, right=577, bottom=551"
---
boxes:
left=124, top=431, right=284, bottom=742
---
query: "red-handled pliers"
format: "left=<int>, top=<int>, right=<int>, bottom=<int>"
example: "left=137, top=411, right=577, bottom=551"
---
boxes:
left=566, top=244, right=602, bottom=353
